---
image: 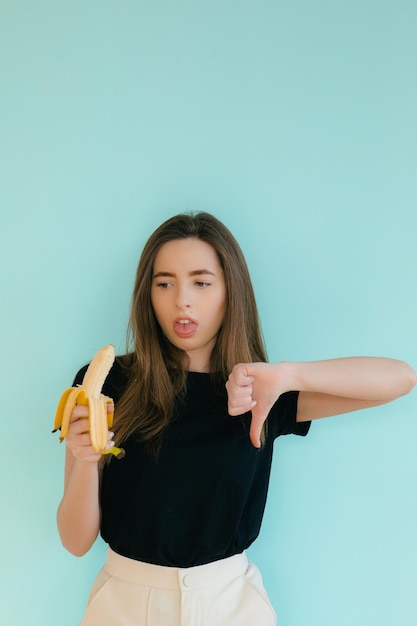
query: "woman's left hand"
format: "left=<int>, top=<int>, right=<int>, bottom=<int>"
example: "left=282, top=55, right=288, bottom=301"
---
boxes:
left=226, top=362, right=288, bottom=448
left=226, top=358, right=417, bottom=444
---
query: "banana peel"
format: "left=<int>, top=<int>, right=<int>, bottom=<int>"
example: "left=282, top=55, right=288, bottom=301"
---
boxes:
left=52, top=344, right=125, bottom=459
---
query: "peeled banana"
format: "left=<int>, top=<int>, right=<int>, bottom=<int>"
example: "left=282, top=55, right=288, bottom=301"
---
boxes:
left=53, top=344, right=125, bottom=458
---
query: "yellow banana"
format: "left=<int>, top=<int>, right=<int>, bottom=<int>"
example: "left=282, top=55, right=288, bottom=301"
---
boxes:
left=52, top=344, right=125, bottom=459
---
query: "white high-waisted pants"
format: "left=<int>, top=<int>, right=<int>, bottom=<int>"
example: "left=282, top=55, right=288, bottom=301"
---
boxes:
left=79, top=548, right=277, bottom=625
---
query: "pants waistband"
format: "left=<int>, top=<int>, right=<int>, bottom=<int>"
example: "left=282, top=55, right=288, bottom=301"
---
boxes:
left=104, top=548, right=249, bottom=591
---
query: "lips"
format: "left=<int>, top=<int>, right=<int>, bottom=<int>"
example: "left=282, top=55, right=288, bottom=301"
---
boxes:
left=173, top=318, right=198, bottom=338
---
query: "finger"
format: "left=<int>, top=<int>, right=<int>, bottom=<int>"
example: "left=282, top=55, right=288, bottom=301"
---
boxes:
left=69, top=418, right=91, bottom=435
left=228, top=399, right=257, bottom=416
left=70, top=405, right=90, bottom=421
left=226, top=377, right=253, bottom=409
left=226, top=376, right=255, bottom=416
left=235, top=371, right=255, bottom=388
left=249, top=422, right=262, bottom=448
left=249, top=406, right=267, bottom=448
left=68, top=432, right=92, bottom=448
left=228, top=388, right=253, bottom=408
left=229, top=364, right=255, bottom=386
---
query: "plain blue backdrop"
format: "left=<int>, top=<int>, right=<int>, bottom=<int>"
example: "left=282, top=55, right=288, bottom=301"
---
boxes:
left=1, top=2, right=416, bottom=625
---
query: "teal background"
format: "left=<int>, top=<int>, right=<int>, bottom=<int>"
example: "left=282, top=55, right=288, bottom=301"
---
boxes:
left=1, top=1, right=416, bottom=625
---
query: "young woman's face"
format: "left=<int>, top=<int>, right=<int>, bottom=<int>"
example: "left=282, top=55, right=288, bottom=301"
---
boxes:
left=151, top=237, right=226, bottom=372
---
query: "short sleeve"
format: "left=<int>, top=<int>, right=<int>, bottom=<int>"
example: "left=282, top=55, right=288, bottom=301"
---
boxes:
left=267, top=390, right=311, bottom=439
left=72, top=365, right=88, bottom=387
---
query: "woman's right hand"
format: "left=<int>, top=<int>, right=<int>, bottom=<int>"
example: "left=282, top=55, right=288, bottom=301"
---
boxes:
left=65, top=404, right=115, bottom=463
left=57, top=404, right=109, bottom=555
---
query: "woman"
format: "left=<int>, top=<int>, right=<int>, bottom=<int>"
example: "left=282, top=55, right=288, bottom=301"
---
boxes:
left=57, top=212, right=416, bottom=625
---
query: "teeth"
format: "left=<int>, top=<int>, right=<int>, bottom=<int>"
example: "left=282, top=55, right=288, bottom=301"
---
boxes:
left=178, top=320, right=191, bottom=324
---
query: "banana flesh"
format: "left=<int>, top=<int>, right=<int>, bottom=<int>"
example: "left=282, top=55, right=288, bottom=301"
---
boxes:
left=52, top=345, right=125, bottom=458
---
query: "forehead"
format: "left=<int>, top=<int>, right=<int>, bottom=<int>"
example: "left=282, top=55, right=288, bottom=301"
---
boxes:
left=153, top=238, right=221, bottom=271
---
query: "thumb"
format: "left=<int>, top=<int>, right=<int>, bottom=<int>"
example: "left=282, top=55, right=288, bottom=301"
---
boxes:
left=249, top=403, right=268, bottom=449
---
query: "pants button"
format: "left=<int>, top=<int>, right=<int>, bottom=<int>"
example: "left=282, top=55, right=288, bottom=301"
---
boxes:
left=182, top=574, right=192, bottom=587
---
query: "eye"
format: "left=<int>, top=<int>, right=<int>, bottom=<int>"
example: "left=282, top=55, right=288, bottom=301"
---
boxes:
left=155, top=281, right=172, bottom=289
left=195, top=281, right=211, bottom=288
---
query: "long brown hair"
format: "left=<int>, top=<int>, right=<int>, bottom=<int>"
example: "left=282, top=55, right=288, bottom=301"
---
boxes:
left=112, top=212, right=267, bottom=457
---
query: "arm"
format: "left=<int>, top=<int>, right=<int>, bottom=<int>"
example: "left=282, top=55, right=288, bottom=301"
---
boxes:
left=226, top=358, right=417, bottom=447
left=56, top=405, right=114, bottom=556
left=293, top=357, right=417, bottom=421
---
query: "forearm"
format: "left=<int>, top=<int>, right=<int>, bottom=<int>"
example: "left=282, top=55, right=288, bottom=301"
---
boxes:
left=284, top=357, right=417, bottom=401
left=227, top=358, right=416, bottom=444
left=57, top=457, right=101, bottom=556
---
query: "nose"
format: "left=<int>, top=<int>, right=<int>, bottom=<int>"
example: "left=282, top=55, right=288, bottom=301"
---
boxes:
left=175, top=284, right=191, bottom=309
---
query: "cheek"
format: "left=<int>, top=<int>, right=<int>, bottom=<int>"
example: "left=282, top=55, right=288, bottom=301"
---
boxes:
left=150, top=291, right=163, bottom=323
left=215, top=294, right=227, bottom=325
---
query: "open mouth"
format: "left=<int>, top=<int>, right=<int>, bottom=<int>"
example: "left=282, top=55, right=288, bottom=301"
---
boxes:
left=174, top=319, right=198, bottom=338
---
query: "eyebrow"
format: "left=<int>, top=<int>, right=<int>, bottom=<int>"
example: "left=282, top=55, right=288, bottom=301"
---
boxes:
left=153, top=269, right=216, bottom=278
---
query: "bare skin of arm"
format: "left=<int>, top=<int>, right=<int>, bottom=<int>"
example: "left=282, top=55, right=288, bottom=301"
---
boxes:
left=57, top=405, right=114, bottom=556
left=226, top=357, right=417, bottom=447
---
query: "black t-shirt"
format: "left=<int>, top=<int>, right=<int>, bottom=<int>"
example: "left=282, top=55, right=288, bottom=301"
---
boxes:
left=74, top=359, right=310, bottom=567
